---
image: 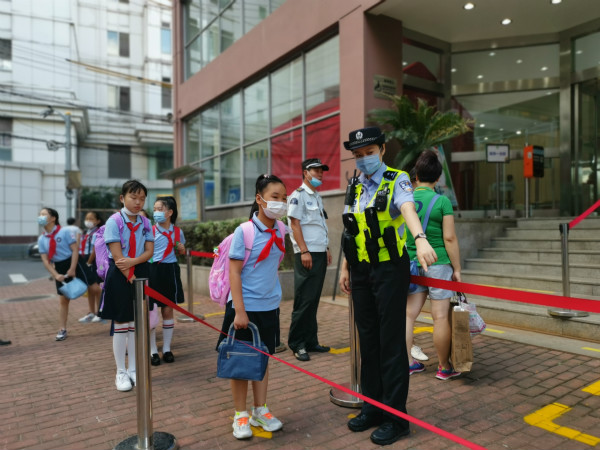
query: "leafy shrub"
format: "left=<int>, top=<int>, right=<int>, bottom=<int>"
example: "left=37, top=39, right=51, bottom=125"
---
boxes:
left=178, top=217, right=294, bottom=270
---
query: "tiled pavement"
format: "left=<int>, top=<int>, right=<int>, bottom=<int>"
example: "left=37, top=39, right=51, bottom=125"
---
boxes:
left=1, top=277, right=600, bottom=450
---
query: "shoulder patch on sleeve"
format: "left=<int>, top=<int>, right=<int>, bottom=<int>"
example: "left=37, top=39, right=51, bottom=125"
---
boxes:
left=296, top=187, right=304, bottom=192
left=399, top=180, right=413, bottom=192
left=383, top=170, right=399, bottom=181
left=290, top=198, right=299, bottom=205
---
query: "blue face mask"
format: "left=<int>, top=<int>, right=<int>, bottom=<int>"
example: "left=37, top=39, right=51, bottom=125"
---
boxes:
left=356, top=153, right=382, bottom=176
left=37, top=216, right=48, bottom=226
left=309, top=176, right=322, bottom=188
left=153, top=211, right=166, bottom=224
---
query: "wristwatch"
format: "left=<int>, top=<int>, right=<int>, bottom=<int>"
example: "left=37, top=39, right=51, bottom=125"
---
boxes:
left=414, top=232, right=427, bottom=241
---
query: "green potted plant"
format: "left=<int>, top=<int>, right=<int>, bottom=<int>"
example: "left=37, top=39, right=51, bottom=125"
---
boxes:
left=368, top=94, right=472, bottom=171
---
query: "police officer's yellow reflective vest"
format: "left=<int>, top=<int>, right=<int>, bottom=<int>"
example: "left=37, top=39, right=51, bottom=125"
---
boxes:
left=351, top=168, right=407, bottom=263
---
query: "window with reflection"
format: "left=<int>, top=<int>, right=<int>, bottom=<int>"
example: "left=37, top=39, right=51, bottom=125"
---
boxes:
left=221, top=149, right=241, bottom=204
left=271, top=57, right=303, bottom=129
left=574, top=31, right=600, bottom=73
left=244, top=141, right=269, bottom=201
left=221, top=93, right=240, bottom=152
left=201, top=105, right=219, bottom=159
left=244, top=77, right=268, bottom=143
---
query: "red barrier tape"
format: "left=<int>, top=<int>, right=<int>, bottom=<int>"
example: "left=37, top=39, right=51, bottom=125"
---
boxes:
left=569, top=198, right=600, bottom=229
left=411, top=276, right=600, bottom=314
left=189, top=250, right=216, bottom=258
left=143, top=285, right=488, bottom=450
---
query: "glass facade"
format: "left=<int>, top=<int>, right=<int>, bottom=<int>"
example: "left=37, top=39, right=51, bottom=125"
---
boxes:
left=183, top=0, right=284, bottom=79
left=185, top=35, right=340, bottom=207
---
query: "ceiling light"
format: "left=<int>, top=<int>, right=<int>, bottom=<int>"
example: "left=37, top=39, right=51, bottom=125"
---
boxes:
left=451, top=68, right=457, bottom=73
left=500, top=128, right=504, bottom=131
left=551, top=0, right=561, bottom=4
left=484, top=137, right=488, bottom=141
left=541, top=66, right=548, bottom=71
left=479, top=124, right=485, bottom=128
left=516, top=59, right=523, bottom=64
left=576, top=50, right=583, bottom=55
left=477, top=74, right=484, bottom=79
left=501, top=18, right=512, bottom=25
left=516, top=130, right=522, bottom=135
left=464, top=3, right=475, bottom=10
left=489, top=52, right=496, bottom=56
left=402, top=61, right=407, bottom=66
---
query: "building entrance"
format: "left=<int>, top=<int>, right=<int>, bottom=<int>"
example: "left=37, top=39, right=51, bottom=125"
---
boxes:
left=576, top=78, right=600, bottom=214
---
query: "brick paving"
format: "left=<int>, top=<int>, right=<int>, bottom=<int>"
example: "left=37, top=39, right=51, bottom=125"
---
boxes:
left=1, top=277, right=600, bottom=450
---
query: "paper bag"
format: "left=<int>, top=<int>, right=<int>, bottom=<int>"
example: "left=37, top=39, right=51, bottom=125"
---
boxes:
left=451, top=306, right=473, bottom=372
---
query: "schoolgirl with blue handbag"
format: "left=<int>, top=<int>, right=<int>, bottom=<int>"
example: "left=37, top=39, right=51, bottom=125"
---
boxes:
left=215, top=174, right=287, bottom=440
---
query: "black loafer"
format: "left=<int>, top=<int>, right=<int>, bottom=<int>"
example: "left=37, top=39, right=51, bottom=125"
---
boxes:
left=308, top=344, right=330, bottom=353
left=370, top=421, right=410, bottom=445
left=294, top=348, right=310, bottom=361
left=150, top=353, right=161, bottom=366
left=0, top=339, right=11, bottom=346
left=347, top=412, right=384, bottom=432
left=163, top=351, right=175, bottom=363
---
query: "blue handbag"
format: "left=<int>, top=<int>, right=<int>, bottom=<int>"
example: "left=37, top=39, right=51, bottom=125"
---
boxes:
left=217, top=322, right=269, bottom=381
left=409, top=194, right=440, bottom=292
left=58, top=278, right=88, bottom=300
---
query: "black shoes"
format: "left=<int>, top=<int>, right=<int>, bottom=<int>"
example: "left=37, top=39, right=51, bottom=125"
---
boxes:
left=294, top=348, right=310, bottom=361
left=308, top=344, right=330, bottom=353
left=370, top=421, right=410, bottom=445
left=347, top=412, right=384, bottom=432
left=163, top=351, right=175, bottom=363
left=150, top=353, right=161, bottom=366
left=0, top=339, right=11, bottom=346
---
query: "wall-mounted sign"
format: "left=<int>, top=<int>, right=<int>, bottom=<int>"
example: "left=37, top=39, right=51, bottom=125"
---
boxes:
left=486, top=143, right=510, bottom=163
left=374, top=75, right=397, bottom=99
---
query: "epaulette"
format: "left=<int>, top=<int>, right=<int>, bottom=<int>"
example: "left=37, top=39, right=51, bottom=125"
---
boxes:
left=296, top=187, right=304, bottom=192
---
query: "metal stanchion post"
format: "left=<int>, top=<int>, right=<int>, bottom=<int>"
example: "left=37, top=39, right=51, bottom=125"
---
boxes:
left=548, top=223, right=588, bottom=318
left=114, top=279, right=178, bottom=450
left=177, top=249, right=202, bottom=323
left=330, top=293, right=363, bottom=408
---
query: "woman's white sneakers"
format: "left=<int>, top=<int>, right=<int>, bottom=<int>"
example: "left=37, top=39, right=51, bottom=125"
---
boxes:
left=116, top=370, right=132, bottom=391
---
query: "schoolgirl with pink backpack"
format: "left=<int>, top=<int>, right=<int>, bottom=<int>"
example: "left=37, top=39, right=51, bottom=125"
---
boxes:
left=216, top=174, right=288, bottom=440
left=148, top=196, right=186, bottom=367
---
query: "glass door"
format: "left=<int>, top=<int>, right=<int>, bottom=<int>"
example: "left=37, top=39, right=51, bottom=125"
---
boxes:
left=576, top=78, right=600, bottom=213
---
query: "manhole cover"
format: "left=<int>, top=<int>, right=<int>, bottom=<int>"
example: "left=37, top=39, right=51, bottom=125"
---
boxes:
left=4, top=295, right=52, bottom=302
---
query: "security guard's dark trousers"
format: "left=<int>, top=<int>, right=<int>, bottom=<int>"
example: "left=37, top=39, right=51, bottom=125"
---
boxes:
left=288, top=252, right=328, bottom=352
left=350, top=253, right=410, bottom=427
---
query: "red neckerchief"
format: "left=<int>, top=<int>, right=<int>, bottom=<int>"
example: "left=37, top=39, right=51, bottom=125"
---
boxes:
left=79, top=227, right=97, bottom=255
left=126, top=221, right=140, bottom=280
left=255, top=226, right=285, bottom=266
left=159, top=230, right=174, bottom=262
left=45, top=225, right=61, bottom=261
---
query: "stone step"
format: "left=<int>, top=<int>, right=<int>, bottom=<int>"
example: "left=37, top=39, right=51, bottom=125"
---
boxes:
left=516, top=217, right=600, bottom=229
left=459, top=295, right=600, bottom=342
left=505, top=227, right=597, bottom=239
left=491, top=237, right=600, bottom=251
left=478, top=248, right=600, bottom=264
left=464, top=258, right=600, bottom=279
left=462, top=270, right=600, bottom=297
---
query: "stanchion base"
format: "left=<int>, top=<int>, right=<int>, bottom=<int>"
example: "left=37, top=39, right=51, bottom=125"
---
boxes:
left=114, top=432, right=178, bottom=450
left=330, top=383, right=362, bottom=409
left=548, top=309, right=589, bottom=318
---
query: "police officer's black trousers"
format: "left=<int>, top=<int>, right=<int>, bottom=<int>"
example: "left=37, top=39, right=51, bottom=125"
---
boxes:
left=288, top=252, right=328, bottom=352
left=350, top=254, right=410, bottom=427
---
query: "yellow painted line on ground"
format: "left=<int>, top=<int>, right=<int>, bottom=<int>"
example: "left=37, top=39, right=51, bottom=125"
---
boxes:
left=203, top=311, right=225, bottom=318
left=413, top=326, right=433, bottom=334
left=483, top=328, right=505, bottom=334
left=582, top=347, right=600, bottom=354
left=524, top=403, right=600, bottom=446
left=329, top=347, right=350, bottom=354
left=582, top=380, right=600, bottom=396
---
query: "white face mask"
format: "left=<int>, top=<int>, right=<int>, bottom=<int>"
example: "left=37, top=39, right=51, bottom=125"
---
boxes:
left=259, top=195, right=287, bottom=220
left=122, top=206, right=138, bottom=216
left=84, top=221, right=95, bottom=229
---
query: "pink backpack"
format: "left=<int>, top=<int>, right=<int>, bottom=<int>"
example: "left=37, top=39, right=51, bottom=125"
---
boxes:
left=209, top=220, right=286, bottom=307
left=95, top=212, right=152, bottom=281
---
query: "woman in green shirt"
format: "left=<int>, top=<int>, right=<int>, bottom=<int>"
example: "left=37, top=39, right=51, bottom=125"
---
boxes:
left=405, top=150, right=462, bottom=381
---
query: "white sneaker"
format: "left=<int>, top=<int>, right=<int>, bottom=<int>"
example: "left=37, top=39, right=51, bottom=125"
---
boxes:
left=116, top=370, right=132, bottom=391
left=78, top=313, right=95, bottom=323
left=127, top=368, right=136, bottom=386
left=232, top=411, right=252, bottom=439
left=250, top=405, right=282, bottom=432
left=411, top=345, right=429, bottom=361
left=91, top=315, right=103, bottom=323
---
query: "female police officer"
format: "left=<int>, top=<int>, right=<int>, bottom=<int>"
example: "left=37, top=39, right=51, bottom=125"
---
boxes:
left=338, top=126, right=437, bottom=445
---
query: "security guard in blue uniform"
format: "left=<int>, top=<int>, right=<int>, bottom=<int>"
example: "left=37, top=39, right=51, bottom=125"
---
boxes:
left=339, top=127, right=437, bottom=446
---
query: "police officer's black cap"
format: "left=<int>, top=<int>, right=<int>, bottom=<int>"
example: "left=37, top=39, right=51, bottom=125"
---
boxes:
left=343, top=126, right=385, bottom=151
left=302, top=158, right=329, bottom=171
